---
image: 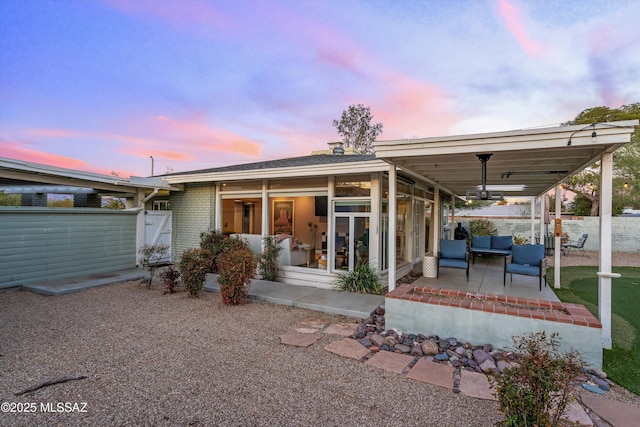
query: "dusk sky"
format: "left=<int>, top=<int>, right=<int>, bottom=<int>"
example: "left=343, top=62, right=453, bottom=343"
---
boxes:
left=1, top=0, right=639, bottom=178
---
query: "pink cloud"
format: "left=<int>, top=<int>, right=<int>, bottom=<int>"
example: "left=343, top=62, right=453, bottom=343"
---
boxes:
left=373, top=74, right=457, bottom=138
left=495, top=0, right=543, bottom=58
left=1, top=140, right=97, bottom=172
left=148, top=114, right=263, bottom=157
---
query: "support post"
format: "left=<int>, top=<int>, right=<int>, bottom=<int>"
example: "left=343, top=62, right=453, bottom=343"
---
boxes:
left=388, top=163, right=397, bottom=291
left=599, top=152, right=614, bottom=349
left=554, top=186, right=561, bottom=289
left=530, top=196, right=535, bottom=244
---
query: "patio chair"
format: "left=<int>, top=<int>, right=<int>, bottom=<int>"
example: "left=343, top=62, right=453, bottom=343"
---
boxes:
left=504, top=244, right=547, bottom=291
left=437, top=239, right=469, bottom=282
left=562, top=233, right=588, bottom=256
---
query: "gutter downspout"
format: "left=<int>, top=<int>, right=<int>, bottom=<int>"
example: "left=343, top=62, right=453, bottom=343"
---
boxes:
left=143, top=188, right=160, bottom=204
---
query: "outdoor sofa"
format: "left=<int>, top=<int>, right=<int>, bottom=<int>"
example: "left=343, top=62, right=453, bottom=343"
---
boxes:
left=469, top=235, right=513, bottom=264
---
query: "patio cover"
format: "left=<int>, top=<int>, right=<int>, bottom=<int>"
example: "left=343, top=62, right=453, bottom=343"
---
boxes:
left=373, top=120, right=639, bottom=349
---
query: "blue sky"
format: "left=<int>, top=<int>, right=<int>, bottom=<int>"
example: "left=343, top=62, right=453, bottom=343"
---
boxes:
left=1, top=0, right=639, bottom=177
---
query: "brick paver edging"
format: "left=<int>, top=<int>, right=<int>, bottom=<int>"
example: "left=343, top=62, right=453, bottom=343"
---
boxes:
left=386, top=285, right=601, bottom=329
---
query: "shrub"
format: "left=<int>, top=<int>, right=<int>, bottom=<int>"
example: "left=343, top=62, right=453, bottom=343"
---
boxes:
left=487, top=331, right=585, bottom=427
left=258, top=236, right=282, bottom=281
left=333, top=263, right=384, bottom=295
left=160, top=265, right=180, bottom=294
left=137, top=243, right=169, bottom=289
left=469, top=219, right=498, bottom=236
left=217, top=237, right=257, bottom=305
left=512, top=235, right=529, bottom=245
left=178, top=248, right=211, bottom=297
left=199, top=230, right=232, bottom=273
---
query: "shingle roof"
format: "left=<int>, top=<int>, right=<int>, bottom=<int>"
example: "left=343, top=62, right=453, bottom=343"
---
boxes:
left=163, top=154, right=377, bottom=177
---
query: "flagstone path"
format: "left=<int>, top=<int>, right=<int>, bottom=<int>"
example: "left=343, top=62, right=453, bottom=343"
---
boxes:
left=280, top=319, right=640, bottom=426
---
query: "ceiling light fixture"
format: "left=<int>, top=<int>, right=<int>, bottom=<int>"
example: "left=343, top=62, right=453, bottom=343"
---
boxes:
left=466, top=153, right=504, bottom=201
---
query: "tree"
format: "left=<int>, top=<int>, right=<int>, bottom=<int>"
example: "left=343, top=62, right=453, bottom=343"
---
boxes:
left=332, top=104, right=383, bottom=153
left=563, top=103, right=640, bottom=215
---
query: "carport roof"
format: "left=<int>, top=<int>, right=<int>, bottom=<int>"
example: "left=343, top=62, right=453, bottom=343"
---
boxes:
left=373, top=120, right=638, bottom=198
left=0, top=157, right=178, bottom=194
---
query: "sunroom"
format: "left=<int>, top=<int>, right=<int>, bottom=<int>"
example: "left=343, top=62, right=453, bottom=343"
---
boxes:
left=163, top=150, right=445, bottom=289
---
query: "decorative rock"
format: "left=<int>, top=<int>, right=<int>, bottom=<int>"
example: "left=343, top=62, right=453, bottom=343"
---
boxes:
left=354, top=331, right=366, bottom=339
left=359, top=338, right=372, bottom=348
left=483, top=343, right=492, bottom=353
left=385, top=338, right=397, bottom=347
left=410, top=344, right=423, bottom=357
left=464, top=349, right=474, bottom=360
left=438, top=339, right=449, bottom=350
left=447, top=337, right=458, bottom=347
left=455, top=346, right=465, bottom=356
left=435, top=353, right=449, bottom=361
left=449, top=355, right=459, bottom=363
left=468, top=359, right=482, bottom=373
left=496, top=360, right=512, bottom=373
left=421, top=340, right=440, bottom=356
left=402, top=338, right=413, bottom=347
left=380, top=344, right=390, bottom=351
left=370, top=334, right=386, bottom=347
left=446, top=349, right=458, bottom=358
left=395, top=343, right=412, bottom=353
left=357, top=323, right=367, bottom=334
left=591, top=376, right=611, bottom=391
left=370, top=346, right=380, bottom=352
left=591, top=369, right=607, bottom=380
left=473, top=349, right=494, bottom=365
left=582, top=383, right=605, bottom=395
left=479, top=358, right=498, bottom=373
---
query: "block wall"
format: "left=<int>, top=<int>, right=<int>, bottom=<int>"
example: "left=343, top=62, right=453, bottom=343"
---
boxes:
left=169, top=183, right=215, bottom=261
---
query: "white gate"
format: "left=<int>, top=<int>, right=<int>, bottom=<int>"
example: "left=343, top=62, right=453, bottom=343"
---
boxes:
left=144, top=211, right=172, bottom=262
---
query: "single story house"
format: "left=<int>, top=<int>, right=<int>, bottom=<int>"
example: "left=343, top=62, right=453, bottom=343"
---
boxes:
left=2, top=120, right=637, bottom=352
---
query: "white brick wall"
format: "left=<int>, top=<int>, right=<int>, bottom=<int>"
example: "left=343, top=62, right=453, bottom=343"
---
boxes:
left=169, top=183, right=215, bottom=261
left=456, top=217, right=640, bottom=253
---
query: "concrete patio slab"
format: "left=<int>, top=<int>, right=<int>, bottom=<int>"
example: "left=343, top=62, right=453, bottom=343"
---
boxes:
left=279, top=333, right=320, bottom=347
left=406, top=358, right=454, bottom=390
left=323, top=322, right=358, bottom=336
left=579, top=393, right=640, bottom=427
left=205, top=274, right=383, bottom=319
left=364, top=351, right=414, bottom=374
left=324, top=338, right=370, bottom=360
left=459, top=370, right=496, bottom=400
left=412, top=256, right=560, bottom=302
left=21, top=268, right=145, bottom=296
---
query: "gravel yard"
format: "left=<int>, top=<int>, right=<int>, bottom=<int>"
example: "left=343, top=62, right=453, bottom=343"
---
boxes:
left=1, top=281, right=503, bottom=427
left=1, top=250, right=638, bottom=426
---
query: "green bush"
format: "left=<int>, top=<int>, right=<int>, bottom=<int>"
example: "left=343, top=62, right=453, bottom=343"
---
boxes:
left=199, top=230, right=232, bottom=273
left=178, top=248, right=211, bottom=298
left=137, top=243, right=169, bottom=289
left=333, top=263, right=384, bottom=295
left=469, top=219, right=498, bottom=236
left=258, top=236, right=282, bottom=281
left=217, top=238, right=258, bottom=305
left=160, top=265, right=180, bottom=294
left=488, top=331, right=585, bottom=427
